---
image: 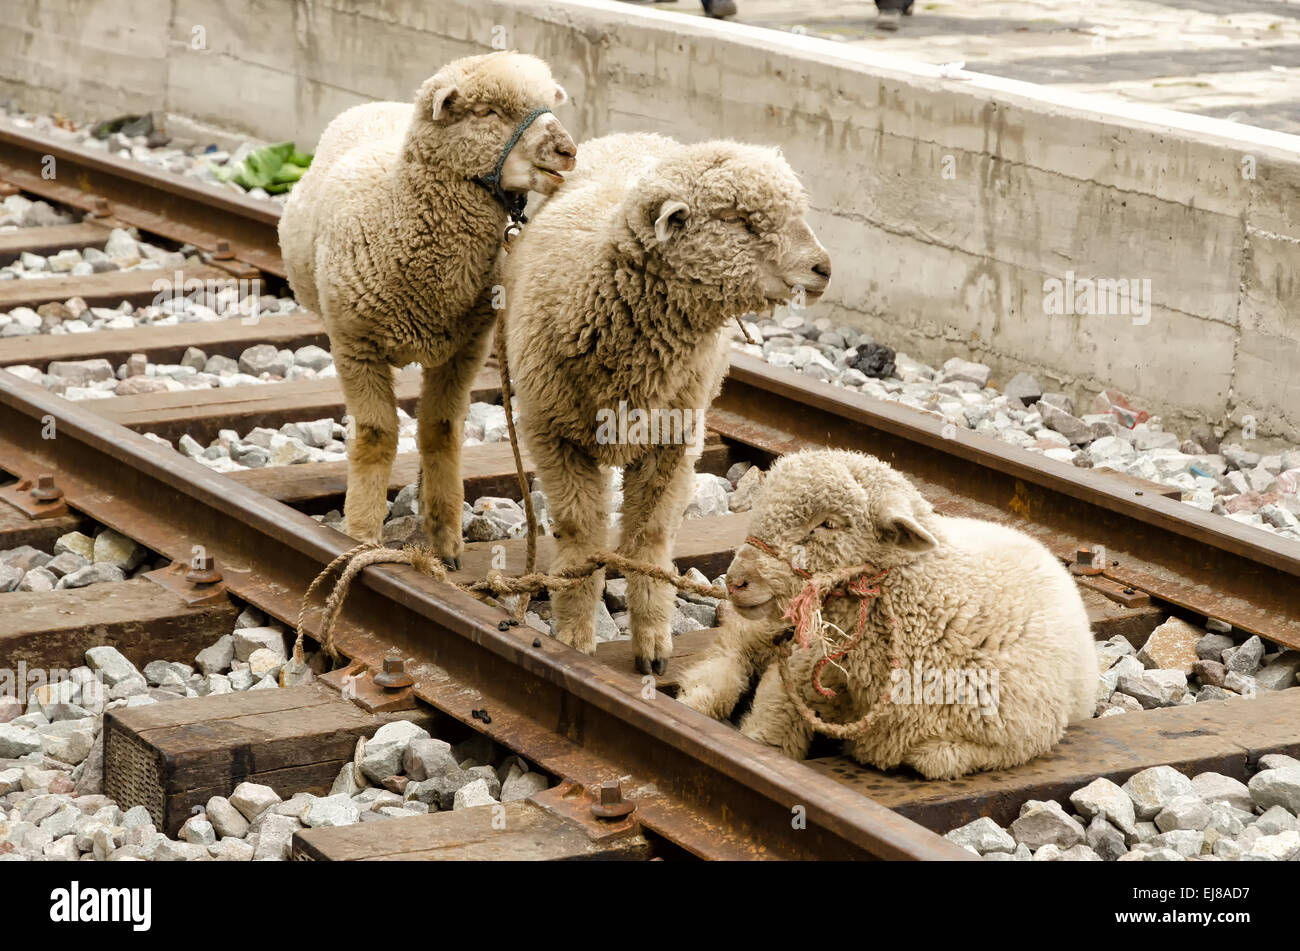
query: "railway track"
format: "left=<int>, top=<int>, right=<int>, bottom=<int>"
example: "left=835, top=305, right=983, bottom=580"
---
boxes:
left=1, top=119, right=1298, bottom=862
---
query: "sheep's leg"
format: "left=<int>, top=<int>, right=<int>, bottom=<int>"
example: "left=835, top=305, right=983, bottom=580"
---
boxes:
left=619, top=446, right=693, bottom=675
left=901, top=738, right=1008, bottom=781
left=337, top=355, right=399, bottom=545
left=418, top=315, right=495, bottom=569
left=535, top=441, right=609, bottom=655
left=676, top=606, right=789, bottom=719
left=674, top=641, right=752, bottom=719
left=738, top=659, right=816, bottom=760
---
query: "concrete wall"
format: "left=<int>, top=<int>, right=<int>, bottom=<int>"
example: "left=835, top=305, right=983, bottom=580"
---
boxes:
left=3, top=0, right=1297, bottom=438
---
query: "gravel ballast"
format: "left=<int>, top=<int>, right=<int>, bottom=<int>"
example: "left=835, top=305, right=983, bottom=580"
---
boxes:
left=0, top=606, right=544, bottom=862
left=10, top=342, right=336, bottom=404
left=946, top=762, right=1300, bottom=861
left=1, top=107, right=294, bottom=205
left=0, top=530, right=156, bottom=594
left=729, top=314, right=1300, bottom=544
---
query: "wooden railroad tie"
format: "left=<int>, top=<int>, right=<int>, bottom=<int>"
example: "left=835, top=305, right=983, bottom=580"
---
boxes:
left=102, top=682, right=436, bottom=837
left=806, top=688, right=1300, bottom=832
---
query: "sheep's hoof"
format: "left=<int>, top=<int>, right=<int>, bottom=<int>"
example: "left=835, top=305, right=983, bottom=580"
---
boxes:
left=635, top=656, right=670, bottom=676
left=441, top=554, right=462, bottom=571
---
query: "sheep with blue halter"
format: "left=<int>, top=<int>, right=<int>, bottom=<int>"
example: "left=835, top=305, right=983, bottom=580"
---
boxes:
left=279, top=52, right=575, bottom=565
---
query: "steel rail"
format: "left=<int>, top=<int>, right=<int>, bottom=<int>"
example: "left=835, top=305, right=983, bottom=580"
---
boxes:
left=715, top=355, right=1300, bottom=648
left=5, top=118, right=1287, bottom=609
left=0, top=371, right=968, bottom=861
left=4, top=120, right=1297, bottom=851
left=0, top=120, right=284, bottom=276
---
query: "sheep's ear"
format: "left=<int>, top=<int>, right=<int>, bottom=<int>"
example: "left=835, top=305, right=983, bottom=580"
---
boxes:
left=554, top=85, right=568, bottom=106
left=876, top=494, right=938, bottom=553
left=430, top=85, right=459, bottom=121
left=654, top=199, right=690, bottom=243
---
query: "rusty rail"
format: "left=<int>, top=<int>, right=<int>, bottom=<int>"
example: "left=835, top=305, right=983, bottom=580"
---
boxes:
left=715, top=356, right=1300, bottom=649
left=4, top=120, right=1299, bottom=856
left=0, top=120, right=284, bottom=276
left=6, top=115, right=1291, bottom=618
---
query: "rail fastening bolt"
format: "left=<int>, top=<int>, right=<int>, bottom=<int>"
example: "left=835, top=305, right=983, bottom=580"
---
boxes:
left=185, top=555, right=223, bottom=586
left=373, top=655, right=413, bottom=690
left=212, top=240, right=233, bottom=260
left=1070, top=546, right=1103, bottom=576
left=590, top=780, right=635, bottom=820
left=29, top=474, right=64, bottom=503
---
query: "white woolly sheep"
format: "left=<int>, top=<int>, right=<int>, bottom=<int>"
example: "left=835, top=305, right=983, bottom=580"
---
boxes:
left=676, top=449, right=1096, bottom=780
left=504, top=133, right=831, bottom=674
left=278, top=52, right=575, bottom=564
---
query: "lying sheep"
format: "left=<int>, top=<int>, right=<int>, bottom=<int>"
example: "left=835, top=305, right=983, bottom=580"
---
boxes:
left=504, top=133, right=831, bottom=674
left=279, top=52, right=576, bottom=564
left=676, top=449, right=1095, bottom=780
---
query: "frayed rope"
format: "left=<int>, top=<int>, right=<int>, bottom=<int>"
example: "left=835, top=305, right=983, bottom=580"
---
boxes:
left=296, top=309, right=733, bottom=669
left=293, top=542, right=727, bottom=664
left=746, top=534, right=903, bottom=740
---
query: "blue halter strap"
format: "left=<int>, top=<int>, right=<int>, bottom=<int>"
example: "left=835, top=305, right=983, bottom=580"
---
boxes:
left=474, top=106, right=552, bottom=227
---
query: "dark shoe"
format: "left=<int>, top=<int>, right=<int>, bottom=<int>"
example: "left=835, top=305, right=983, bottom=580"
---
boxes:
left=702, top=0, right=738, bottom=18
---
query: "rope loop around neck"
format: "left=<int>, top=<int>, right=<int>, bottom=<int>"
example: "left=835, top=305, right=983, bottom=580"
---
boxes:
left=742, top=533, right=894, bottom=702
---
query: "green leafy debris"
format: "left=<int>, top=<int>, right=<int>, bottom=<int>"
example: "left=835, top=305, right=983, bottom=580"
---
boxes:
left=213, top=142, right=314, bottom=194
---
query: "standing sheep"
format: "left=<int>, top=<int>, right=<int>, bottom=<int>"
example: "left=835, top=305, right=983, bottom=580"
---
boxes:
left=676, top=449, right=1096, bottom=780
left=504, top=132, right=831, bottom=674
left=278, top=52, right=576, bottom=565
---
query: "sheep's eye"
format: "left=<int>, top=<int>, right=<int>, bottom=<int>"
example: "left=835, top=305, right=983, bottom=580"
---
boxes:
left=472, top=105, right=501, bottom=119
left=719, top=211, right=755, bottom=233
left=817, top=517, right=843, bottom=531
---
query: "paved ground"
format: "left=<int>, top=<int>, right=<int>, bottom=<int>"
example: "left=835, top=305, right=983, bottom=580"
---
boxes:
left=634, top=0, right=1300, bottom=134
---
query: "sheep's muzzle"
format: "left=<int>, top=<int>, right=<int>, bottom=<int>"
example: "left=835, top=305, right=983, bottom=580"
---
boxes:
left=740, top=533, right=890, bottom=698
